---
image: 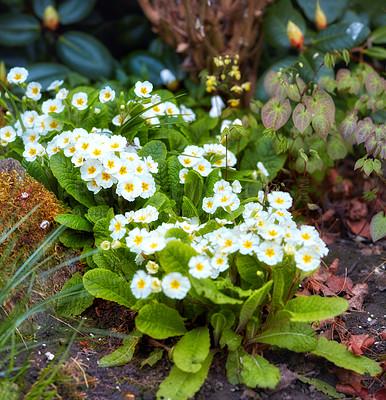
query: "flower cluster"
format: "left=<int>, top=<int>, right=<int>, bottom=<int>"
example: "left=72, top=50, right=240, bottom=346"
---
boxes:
left=177, top=144, right=236, bottom=182
left=106, top=188, right=327, bottom=301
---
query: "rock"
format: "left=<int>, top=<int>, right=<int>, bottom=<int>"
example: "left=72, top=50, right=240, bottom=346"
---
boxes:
left=0, top=158, right=25, bottom=179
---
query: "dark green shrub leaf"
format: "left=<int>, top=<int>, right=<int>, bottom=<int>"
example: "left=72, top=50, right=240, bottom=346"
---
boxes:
left=263, top=0, right=306, bottom=49
left=56, top=31, right=113, bottom=79
left=27, top=63, right=70, bottom=90
left=0, top=14, right=40, bottom=47
left=296, top=0, right=347, bottom=24
left=326, top=136, right=347, bottom=160
left=99, top=330, right=142, bottom=367
left=157, top=353, right=213, bottom=400
left=371, top=26, right=386, bottom=44
left=364, top=46, right=386, bottom=60
left=312, top=337, right=382, bottom=375
left=135, top=303, right=187, bottom=339
left=173, top=327, right=210, bottom=373
left=123, top=51, right=166, bottom=85
left=370, top=211, right=386, bottom=242
left=314, top=22, right=370, bottom=52
left=58, top=0, right=96, bottom=25
left=57, top=272, right=94, bottom=317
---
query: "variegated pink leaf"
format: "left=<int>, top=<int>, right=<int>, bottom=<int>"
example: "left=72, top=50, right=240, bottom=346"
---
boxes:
left=339, top=111, right=358, bottom=140
left=261, top=97, right=291, bottom=131
left=366, top=71, right=383, bottom=95
left=355, top=117, right=375, bottom=144
left=375, top=124, right=386, bottom=142
left=365, top=133, right=378, bottom=155
left=312, top=113, right=330, bottom=140
left=292, top=103, right=311, bottom=133
left=312, top=88, right=335, bottom=123
left=264, top=70, right=280, bottom=97
left=336, top=69, right=352, bottom=93
left=287, top=77, right=306, bottom=102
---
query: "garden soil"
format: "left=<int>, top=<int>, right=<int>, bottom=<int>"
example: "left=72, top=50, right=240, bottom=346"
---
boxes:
left=27, top=238, right=385, bottom=400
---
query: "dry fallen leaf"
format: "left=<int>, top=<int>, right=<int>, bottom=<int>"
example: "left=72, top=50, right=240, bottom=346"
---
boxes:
left=348, top=283, right=368, bottom=310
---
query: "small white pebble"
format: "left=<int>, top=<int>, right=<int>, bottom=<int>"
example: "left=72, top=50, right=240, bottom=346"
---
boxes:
left=87, top=357, right=90, bottom=361
left=42, top=344, right=46, bottom=347
left=45, top=352, right=55, bottom=361
left=116, top=385, right=120, bottom=391
left=90, top=333, right=94, bottom=337
left=367, top=317, right=372, bottom=322
left=358, top=326, right=362, bottom=329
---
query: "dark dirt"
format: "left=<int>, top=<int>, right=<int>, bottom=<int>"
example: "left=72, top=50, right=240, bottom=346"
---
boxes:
left=24, top=239, right=385, bottom=400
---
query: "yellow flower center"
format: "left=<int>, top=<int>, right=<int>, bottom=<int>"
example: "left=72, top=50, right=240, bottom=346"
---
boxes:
left=170, top=280, right=181, bottom=290
left=265, top=248, right=275, bottom=257
left=49, top=105, right=57, bottom=112
left=303, top=254, right=312, bottom=263
left=125, top=182, right=134, bottom=192
left=196, top=263, right=204, bottom=271
left=88, top=166, right=96, bottom=175
left=134, top=236, right=143, bottom=245
left=137, top=279, right=145, bottom=289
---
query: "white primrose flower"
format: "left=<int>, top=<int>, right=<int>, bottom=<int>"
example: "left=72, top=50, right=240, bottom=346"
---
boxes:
left=139, top=175, right=156, bottom=199
left=294, top=247, right=321, bottom=272
left=238, top=233, right=260, bottom=255
left=22, top=110, right=39, bottom=128
left=102, top=154, right=122, bottom=174
left=126, top=227, right=149, bottom=253
left=7, top=67, right=28, bottom=85
left=296, top=225, right=320, bottom=246
left=86, top=178, right=102, bottom=194
left=108, top=135, right=127, bottom=151
left=42, top=99, right=64, bottom=114
left=112, top=114, right=128, bottom=126
left=218, top=232, right=240, bottom=254
left=0, top=126, right=16, bottom=143
left=134, top=206, right=159, bottom=223
left=80, top=159, right=103, bottom=181
left=312, top=237, right=329, bottom=257
left=23, top=142, right=45, bottom=162
left=125, top=210, right=135, bottom=223
left=143, top=156, right=158, bottom=173
left=146, top=261, right=159, bottom=274
left=134, top=81, right=153, bottom=98
left=163, top=101, right=180, bottom=116
left=47, top=80, right=64, bottom=91
left=99, top=86, right=115, bottom=103
left=141, top=232, right=167, bottom=254
left=267, top=191, right=293, bottom=210
left=256, top=241, right=284, bottom=266
left=131, top=270, right=152, bottom=299
left=45, top=115, right=63, bottom=132
left=257, top=161, right=269, bottom=177
left=160, top=69, right=176, bottom=85
left=108, top=214, right=127, bottom=240
left=220, top=120, right=232, bottom=133
left=232, top=180, right=242, bottom=194
left=178, top=153, right=199, bottom=168
left=188, top=255, right=212, bottom=279
left=161, top=272, right=191, bottom=300
left=193, top=158, right=213, bottom=177
left=179, top=168, right=189, bottom=184
left=260, top=224, right=285, bottom=241
left=180, top=104, right=196, bottom=122
left=116, top=176, right=143, bottom=201
left=202, top=197, right=217, bottom=214
left=95, top=171, right=117, bottom=189
left=211, top=252, right=230, bottom=272
left=56, top=88, right=69, bottom=100
left=26, top=82, right=42, bottom=101
left=72, top=92, right=88, bottom=110
left=151, top=277, right=162, bottom=293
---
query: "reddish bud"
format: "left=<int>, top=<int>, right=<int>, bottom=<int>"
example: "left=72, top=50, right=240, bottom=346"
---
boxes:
left=315, top=0, right=327, bottom=30
left=43, top=5, right=60, bottom=31
left=286, top=20, right=304, bottom=49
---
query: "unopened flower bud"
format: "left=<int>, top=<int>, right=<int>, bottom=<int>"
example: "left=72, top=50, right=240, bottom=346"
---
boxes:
left=43, top=5, right=60, bottom=31
left=100, top=241, right=111, bottom=251
left=284, top=244, right=295, bottom=256
left=146, top=260, right=159, bottom=274
left=151, top=277, right=162, bottom=293
left=111, top=240, right=122, bottom=249
left=287, top=20, right=304, bottom=49
left=315, top=0, right=327, bottom=30
left=94, top=107, right=101, bottom=114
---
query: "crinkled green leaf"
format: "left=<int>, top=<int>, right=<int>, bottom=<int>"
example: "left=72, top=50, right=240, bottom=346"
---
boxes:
left=236, top=281, right=273, bottom=333
left=99, top=330, right=142, bottom=367
left=50, top=152, right=96, bottom=208
left=136, top=303, right=186, bottom=340
left=157, top=353, right=213, bottom=400
left=138, top=140, right=167, bottom=163
left=173, top=327, right=210, bottom=373
left=184, top=170, right=204, bottom=208
left=141, top=348, right=164, bottom=368
left=312, top=337, right=382, bottom=375
left=87, top=205, right=110, bottom=224
left=240, top=353, right=281, bottom=389
left=220, top=328, right=242, bottom=352
left=83, top=269, right=136, bottom=308
left=236, top=254, right=267, bottom=288
left=284, top=296, right=348, bottom=322
left=57, top=272, right=94, bottom=317
left=59, top=230, right=92, bottom=248
left=54, top=213, right=93, bottom=232
left=0, top=13, right=40, bottom=47
left=157, top=240, right=197, bottom=275
left=327, top=136, right=347, bottom=160
left=254, top=321, right=317, bottom=352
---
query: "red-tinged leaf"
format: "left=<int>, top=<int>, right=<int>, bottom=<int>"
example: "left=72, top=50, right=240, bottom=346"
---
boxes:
left=292, top=103, right=312, bottom=133
left=366, top=71, right=383, bottom=95
left=375, top=124, right=386, bottom=142
left=287, top=77, right=306, bottom=101
left=336, top=69, right=352, bottom=92
left=364, top=134, right=378, bottom=155
left=261, top=97, right=291, bottom=131
left=274, top=80, right=289, bottom=101
left=312, top=88, right=335, bottom=120
left=339, top=111, right=358, bottom=140
left=355, top=117, right=375, bottom=144
left=375, top=388, right=386, bottom=400
left=312, top=113, right=331, bottom=140
left=264, top=70, right=280, bottom=97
